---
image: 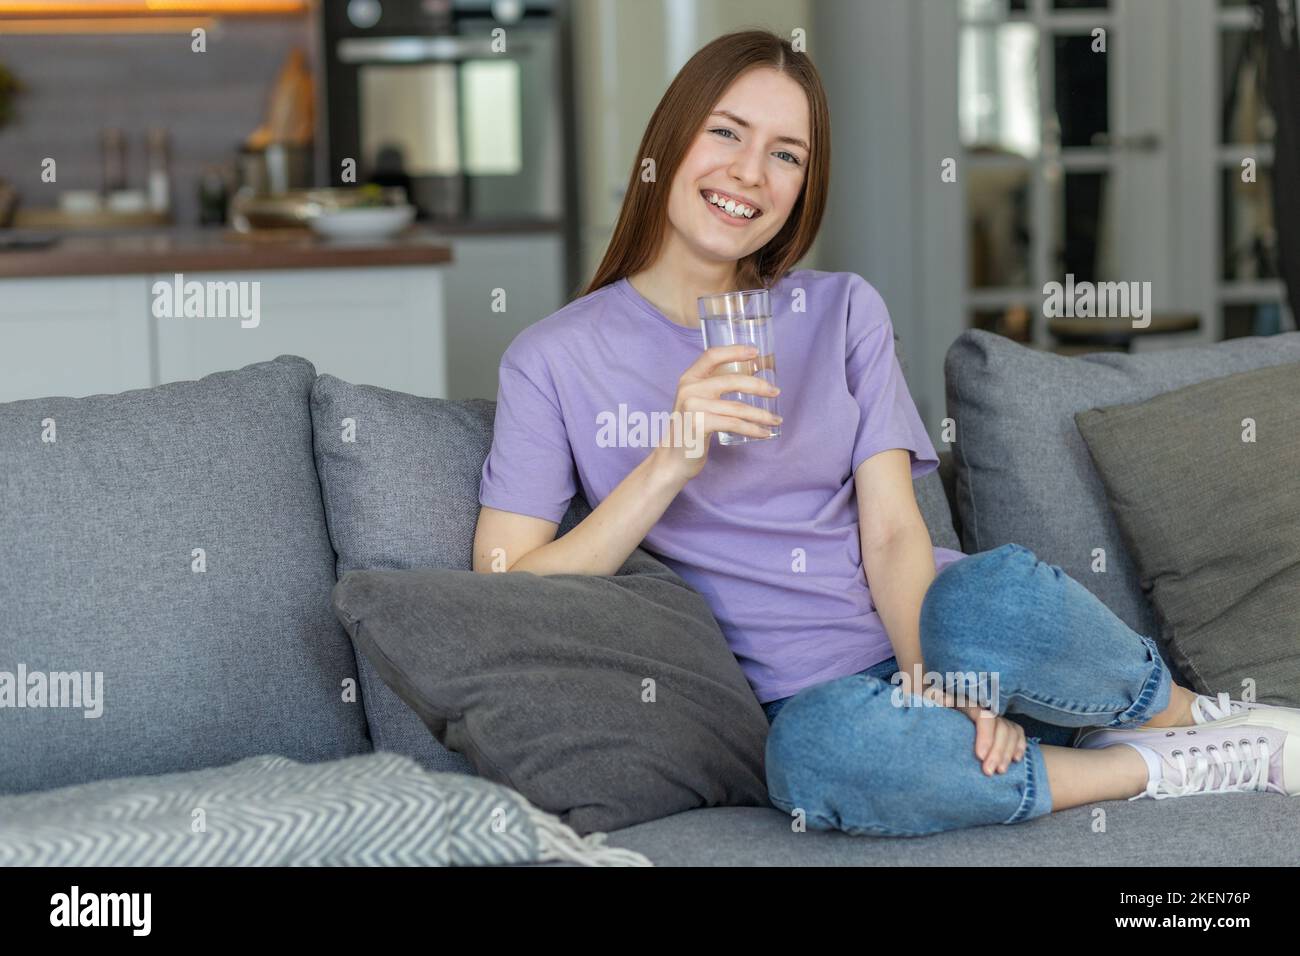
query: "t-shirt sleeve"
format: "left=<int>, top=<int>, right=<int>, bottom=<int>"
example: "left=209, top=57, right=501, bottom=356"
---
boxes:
left=478, top=357, right=578, bottom=524
left=844, top=275, right=940, bottom=480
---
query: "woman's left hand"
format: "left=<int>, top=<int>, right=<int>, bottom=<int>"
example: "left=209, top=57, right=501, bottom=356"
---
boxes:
left=919, top=684, right=1026, bottom=776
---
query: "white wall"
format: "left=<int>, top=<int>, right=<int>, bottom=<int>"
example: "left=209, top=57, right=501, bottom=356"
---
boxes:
left=811, top=0, right=961, bottom=439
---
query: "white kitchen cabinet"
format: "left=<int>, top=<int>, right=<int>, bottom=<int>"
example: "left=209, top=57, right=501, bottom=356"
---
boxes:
left=153, top=267, right=447, bottom=399
left=0, top=276, right=151, bottom=403
left=0, top=266, right=449, bottom=404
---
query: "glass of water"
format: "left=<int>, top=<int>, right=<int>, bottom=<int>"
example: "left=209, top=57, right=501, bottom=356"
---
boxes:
left=697, top=287, right=780, bottom=445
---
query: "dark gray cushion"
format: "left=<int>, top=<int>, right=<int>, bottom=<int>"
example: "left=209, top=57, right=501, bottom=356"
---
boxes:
left=311, top=372, right=961, bottom=774
left=0, top=356, right=371, bottom=795
left=945, top=329, right=1300, bottom=664
left=330, top=551, right=772, bottom=836
left=1075, top=362, right=1300, bottom=706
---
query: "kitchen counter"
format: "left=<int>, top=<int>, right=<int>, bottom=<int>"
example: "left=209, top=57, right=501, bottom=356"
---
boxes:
left=0, top=227, right=454, bottom=279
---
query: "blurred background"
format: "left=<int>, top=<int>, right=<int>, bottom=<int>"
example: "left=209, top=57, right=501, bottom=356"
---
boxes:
left=0, top=0, right=1294, bottom=436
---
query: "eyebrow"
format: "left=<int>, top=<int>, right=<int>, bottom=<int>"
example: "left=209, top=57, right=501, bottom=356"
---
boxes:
left=709, top=110, right=810, bottom=152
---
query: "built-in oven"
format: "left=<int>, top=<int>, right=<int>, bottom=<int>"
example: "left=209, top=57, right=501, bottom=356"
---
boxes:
left=321, top=0, right=565, bottom=224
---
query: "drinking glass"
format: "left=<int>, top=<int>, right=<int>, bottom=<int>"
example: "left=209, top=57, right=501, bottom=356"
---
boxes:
left=696, top=288, right=780, bottom=445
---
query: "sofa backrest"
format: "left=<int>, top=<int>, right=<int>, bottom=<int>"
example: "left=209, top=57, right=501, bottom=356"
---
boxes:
left=0, top=356, right=371, bottom=795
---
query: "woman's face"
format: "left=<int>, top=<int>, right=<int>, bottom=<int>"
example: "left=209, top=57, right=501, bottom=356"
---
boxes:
left=666, top=67, right=811, bottom=272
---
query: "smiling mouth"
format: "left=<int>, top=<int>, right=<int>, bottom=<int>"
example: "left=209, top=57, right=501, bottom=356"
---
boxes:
left=700, top=190, right=762, bottom=221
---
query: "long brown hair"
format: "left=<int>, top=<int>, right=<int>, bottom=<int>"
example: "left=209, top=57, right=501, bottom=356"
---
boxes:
left=580, top=29, right=830, bottom=299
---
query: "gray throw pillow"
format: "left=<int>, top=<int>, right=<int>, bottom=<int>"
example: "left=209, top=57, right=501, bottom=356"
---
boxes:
left=330, top=549, right=773, bottom=836
left=945, top=329, right=1300, bottom=683
left=1074, top=362, right=1300, bottom=706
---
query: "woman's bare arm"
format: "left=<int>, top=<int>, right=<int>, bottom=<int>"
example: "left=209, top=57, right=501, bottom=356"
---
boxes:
left=854, top=448, right=936, bottom=693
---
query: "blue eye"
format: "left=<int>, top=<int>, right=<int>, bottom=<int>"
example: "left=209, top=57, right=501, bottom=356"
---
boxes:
left=709, top=128, right=802, bottom=166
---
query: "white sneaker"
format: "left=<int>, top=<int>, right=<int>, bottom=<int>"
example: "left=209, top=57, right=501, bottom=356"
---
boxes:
left=1074, top=709, right=1300, bottom=800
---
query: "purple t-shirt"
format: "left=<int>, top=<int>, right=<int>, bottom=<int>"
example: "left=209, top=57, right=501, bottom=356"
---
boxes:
left=479, top=269, right=967, bottom=703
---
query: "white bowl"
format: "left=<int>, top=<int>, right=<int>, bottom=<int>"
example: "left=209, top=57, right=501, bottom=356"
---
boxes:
left=308, top=204, right=416, bottom=240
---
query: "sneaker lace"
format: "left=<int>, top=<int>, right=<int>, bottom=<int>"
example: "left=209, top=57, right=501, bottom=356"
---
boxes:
left=1190, top=691, right=1238, bottom=723
left=1132, top=738, right=1280, bottom=800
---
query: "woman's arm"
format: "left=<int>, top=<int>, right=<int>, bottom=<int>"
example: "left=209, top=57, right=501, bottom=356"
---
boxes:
left=855, top=448, right=936, bottom=697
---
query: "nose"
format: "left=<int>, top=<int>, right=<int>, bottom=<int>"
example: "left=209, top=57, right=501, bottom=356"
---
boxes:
left=729, top=140, right=765, bottom=189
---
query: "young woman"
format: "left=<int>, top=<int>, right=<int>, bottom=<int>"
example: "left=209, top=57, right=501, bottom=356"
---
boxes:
left=474, top=30, right=1299, bottom=836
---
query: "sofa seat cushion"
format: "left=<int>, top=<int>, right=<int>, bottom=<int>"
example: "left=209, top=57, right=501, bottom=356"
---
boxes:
left=0, top=356, right=370, bottom=795
left=602, top=796, right=1300, bottom=865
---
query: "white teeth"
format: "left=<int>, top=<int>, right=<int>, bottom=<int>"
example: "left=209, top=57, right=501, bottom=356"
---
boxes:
left=705, top=192, right=756, bottom=219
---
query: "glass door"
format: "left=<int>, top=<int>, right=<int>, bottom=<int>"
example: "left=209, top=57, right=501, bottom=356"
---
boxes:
left=959, top=0, right=1177, bottom=352
left=1216, top=0, right=1288, bottom=338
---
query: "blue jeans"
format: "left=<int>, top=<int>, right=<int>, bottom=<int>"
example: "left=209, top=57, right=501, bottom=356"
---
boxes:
left=761, top=543, right=1174, bottom=837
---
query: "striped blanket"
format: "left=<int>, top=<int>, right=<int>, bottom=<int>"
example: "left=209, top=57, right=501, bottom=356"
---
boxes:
left=0, top=752, right=651, bottom=867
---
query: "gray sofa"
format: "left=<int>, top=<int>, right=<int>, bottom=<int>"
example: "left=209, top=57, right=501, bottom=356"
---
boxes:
left=3, top=330, right=1298, bottom=866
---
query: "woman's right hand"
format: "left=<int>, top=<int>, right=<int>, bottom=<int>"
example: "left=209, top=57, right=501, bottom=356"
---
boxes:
left=650, top=344, right=782, bottom=483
